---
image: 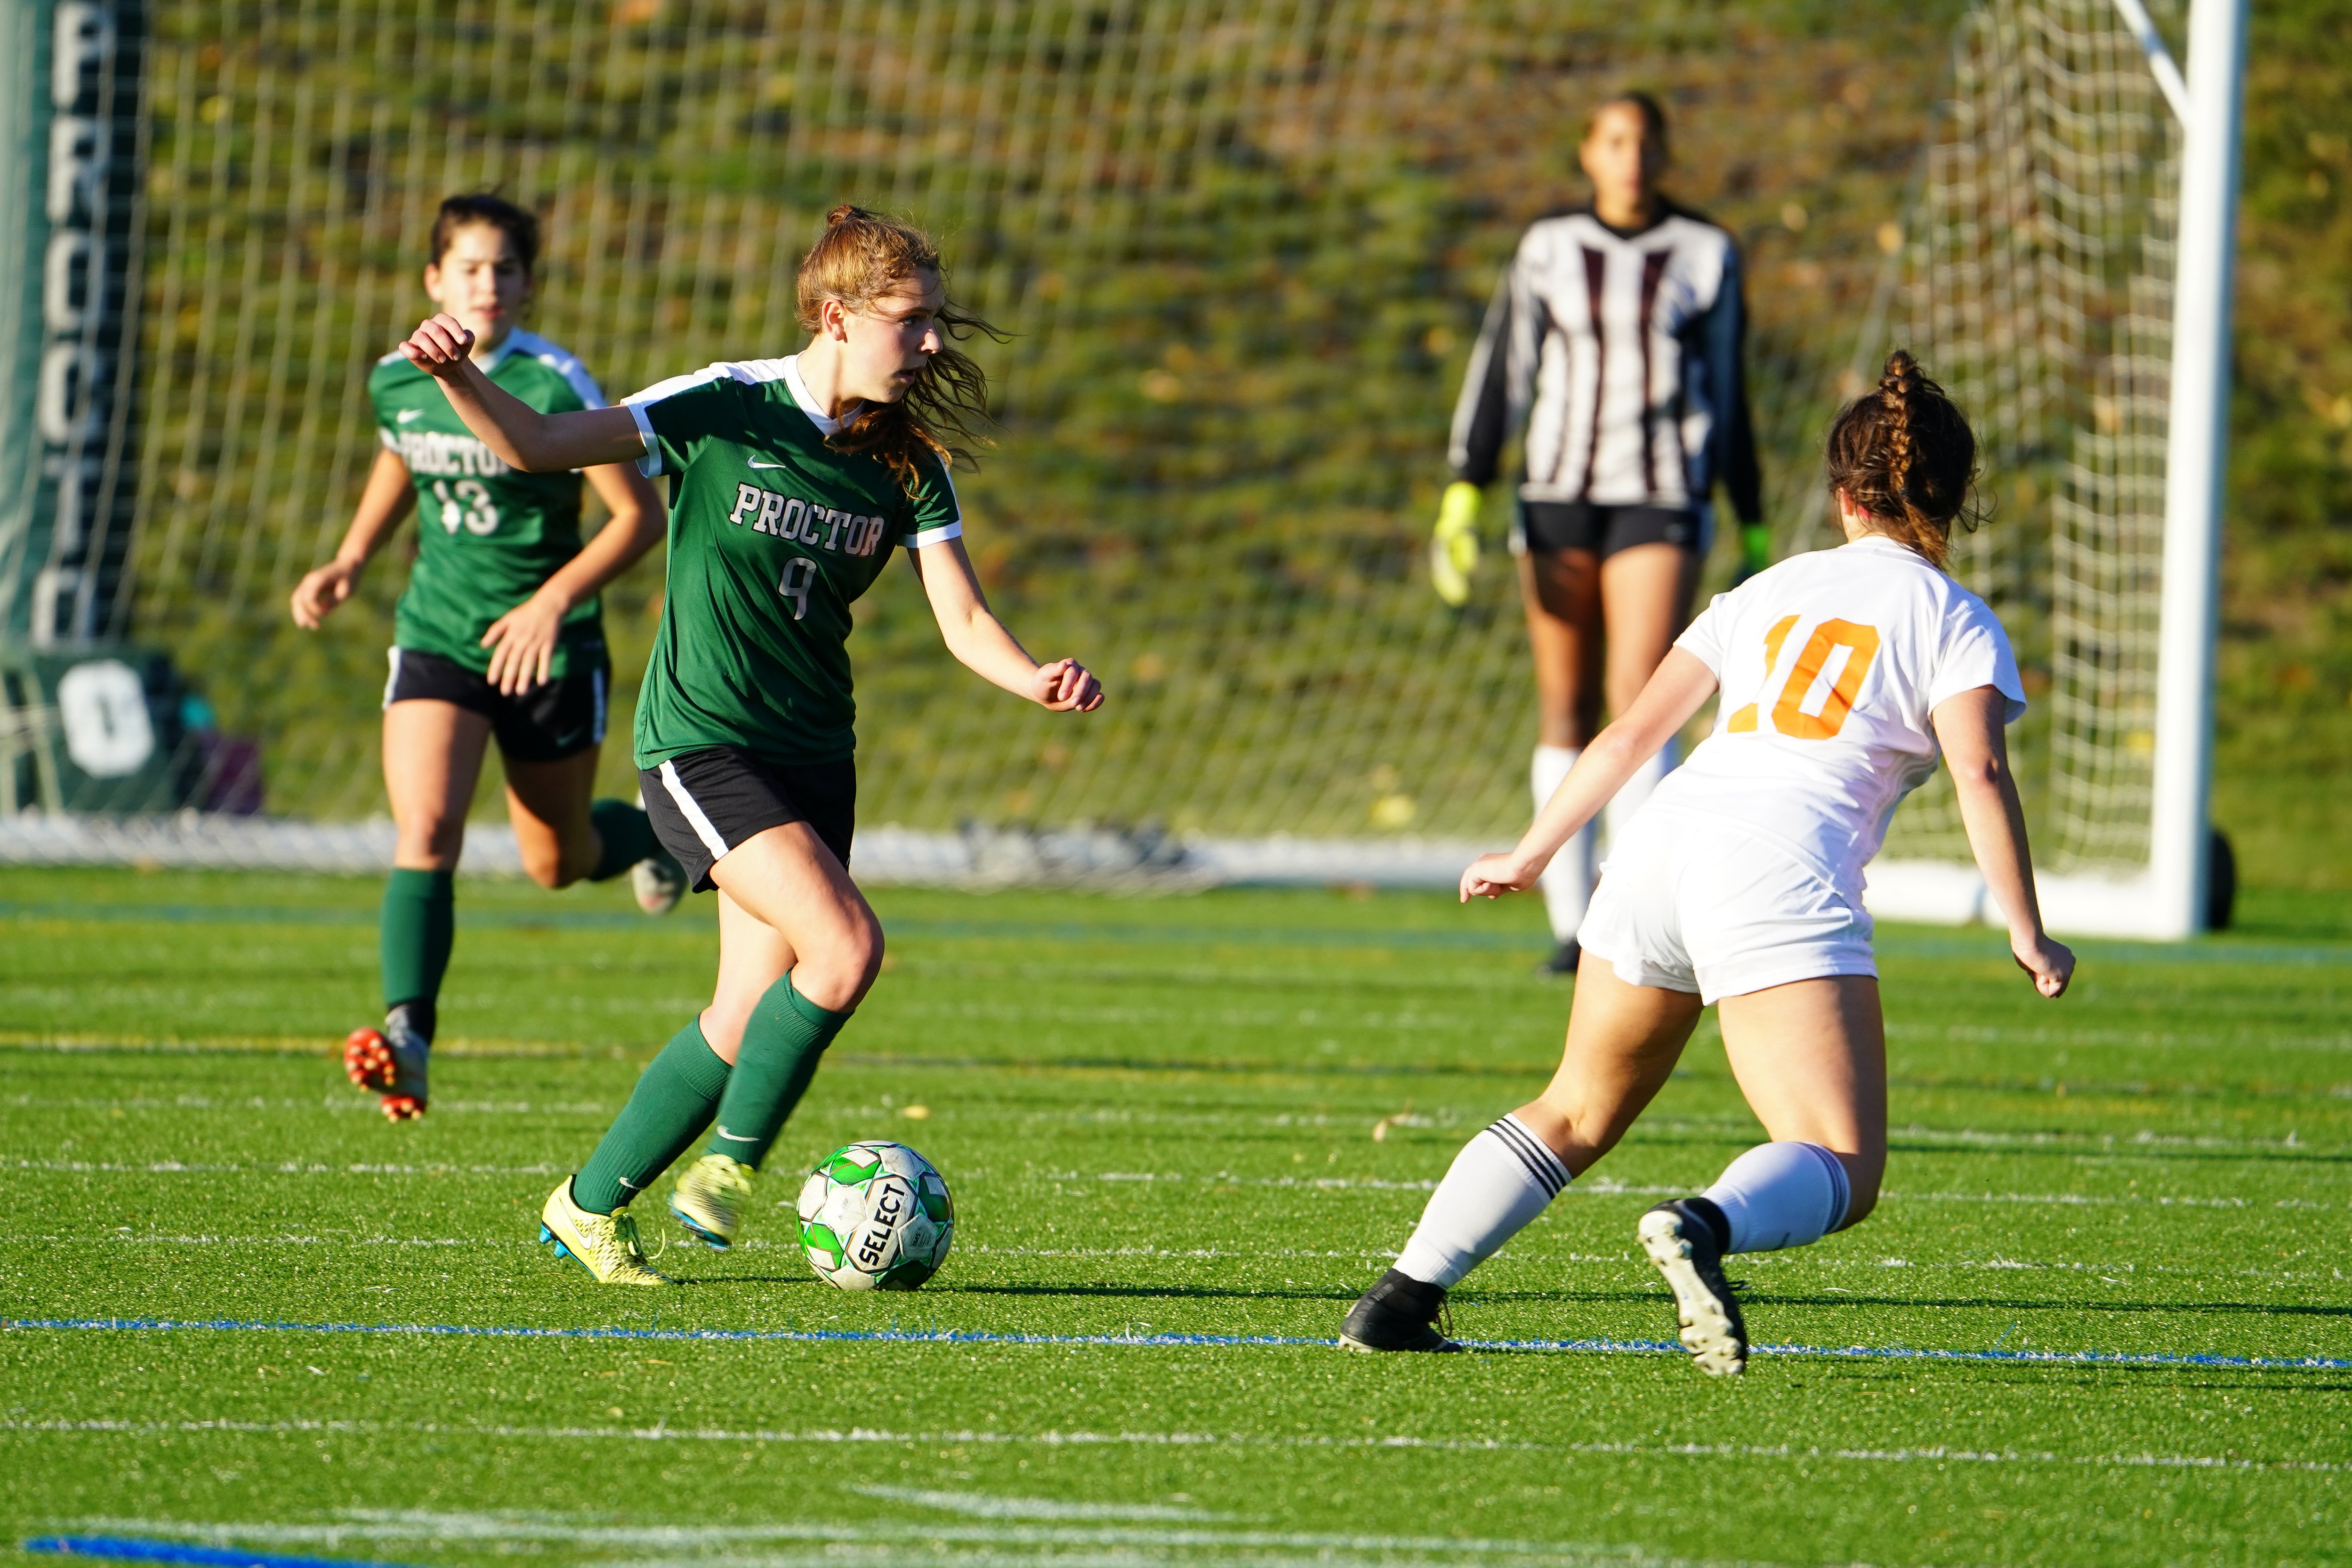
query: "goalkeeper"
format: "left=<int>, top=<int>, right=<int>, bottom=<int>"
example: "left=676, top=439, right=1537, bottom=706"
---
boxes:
left=1430, top=92, right=1765, bottom=974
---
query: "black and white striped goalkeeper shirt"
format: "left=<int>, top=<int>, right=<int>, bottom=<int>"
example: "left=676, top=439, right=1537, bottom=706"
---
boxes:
left=1448, top=203, right=1762, bottom=525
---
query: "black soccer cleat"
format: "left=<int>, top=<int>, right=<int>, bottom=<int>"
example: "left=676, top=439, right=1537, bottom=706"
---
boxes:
left=1637, top=1198, right=1748, bottom=1376
left=1339, top=1268, right=1463, bottom=1353
left=1538, top=940, right=1581, bottom=978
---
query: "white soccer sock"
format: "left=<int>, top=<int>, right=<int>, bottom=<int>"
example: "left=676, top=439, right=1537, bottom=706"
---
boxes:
left=1531, top=745, right=1594, bottom=943
left=1602, top=736, right=1676, bottom=849
left=1393, top=1114, right=1571, bottom=1287
left=1700, top=1142, right=1853, bottom=1254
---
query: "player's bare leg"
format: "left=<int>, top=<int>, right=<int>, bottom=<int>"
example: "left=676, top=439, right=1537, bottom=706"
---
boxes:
left=1343, top=958, right=1701, bottom=1352
left=1595, top=538, right=1700, bottom=828
left=346, top=699, right=490, bottom=1121
left=502, top=747, right=603, bottom=889
left=659, top=826, right=882, bottom=1247
left=1715, top=976, right=1887, bottom=1225
left=1520, top=547, right=1603, bottom=974
left=1635, top=976, right=1885, bottom=1376
left=1512, top=954, right=1706, bottom=1168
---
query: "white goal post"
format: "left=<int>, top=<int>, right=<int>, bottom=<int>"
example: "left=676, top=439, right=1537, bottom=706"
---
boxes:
left=1867, top=0, right=2245, bottom=941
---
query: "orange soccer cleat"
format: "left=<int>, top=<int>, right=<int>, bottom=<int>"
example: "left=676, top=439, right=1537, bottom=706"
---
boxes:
left=344, top=1024, right=429, bottom=1121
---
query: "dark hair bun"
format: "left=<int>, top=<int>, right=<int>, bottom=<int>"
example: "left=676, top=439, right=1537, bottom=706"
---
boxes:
left=1822, top=348, right=1979, bottom=567
left=825, top=204, right=871, bottom=228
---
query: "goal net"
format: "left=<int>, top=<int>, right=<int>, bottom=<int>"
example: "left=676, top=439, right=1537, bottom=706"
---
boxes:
left=0, top=0, right=2215, bottom=908
left=1869, top=0, right=2183, bottom=883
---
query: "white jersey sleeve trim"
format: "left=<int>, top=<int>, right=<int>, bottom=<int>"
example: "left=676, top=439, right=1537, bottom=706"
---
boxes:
left=622, top=357, right=799, bottom=478
left=624, top=402, right=663, bottom=477
left=902, top=521, right=965, bottom=549
left=506, top=329, right=609, bottom=409
left=900, top=462, right=963, bottom=548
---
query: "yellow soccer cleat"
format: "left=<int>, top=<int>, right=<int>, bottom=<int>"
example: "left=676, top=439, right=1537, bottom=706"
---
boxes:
left=1429, top=481, right=1482, bottom=606
left=540, top=1179, right=673, bottom=1286
left=669, top=1153, right=755, bottom=1249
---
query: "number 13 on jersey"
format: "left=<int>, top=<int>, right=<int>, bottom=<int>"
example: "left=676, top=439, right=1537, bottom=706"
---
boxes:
left=1727, top=615, right=1881, bottom=740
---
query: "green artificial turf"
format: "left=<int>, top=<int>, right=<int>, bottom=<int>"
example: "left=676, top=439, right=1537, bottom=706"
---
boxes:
left=3, top=867, right=2349, bottom=1567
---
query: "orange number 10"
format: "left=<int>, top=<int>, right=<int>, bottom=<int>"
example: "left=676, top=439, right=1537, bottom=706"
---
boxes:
left=1727, top=616, right=1881, bottom=740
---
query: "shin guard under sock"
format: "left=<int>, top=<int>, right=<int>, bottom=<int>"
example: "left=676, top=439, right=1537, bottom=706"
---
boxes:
left=573, top=1021, right=733, bottom=1212
left=1531, top=746, right=1595, bottom=942
left=1700, top=1142, right=1853, bottom=1253
left=1393, top=1114, right=1572, bottom=1287
left=704, top=973, right=853, bottom=1170
left=381, top=868, right=454, bottom=1015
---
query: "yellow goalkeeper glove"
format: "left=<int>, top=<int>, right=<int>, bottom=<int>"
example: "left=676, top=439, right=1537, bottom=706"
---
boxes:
left=1430, top=482, right=1483, bottom=607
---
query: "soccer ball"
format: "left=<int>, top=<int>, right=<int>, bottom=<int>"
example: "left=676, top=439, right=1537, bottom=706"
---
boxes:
left=795, top=1141, right=954, bottom=1291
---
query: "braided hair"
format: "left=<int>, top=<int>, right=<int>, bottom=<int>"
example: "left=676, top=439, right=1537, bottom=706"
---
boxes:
left=1823, top=349, right=1980, bottom=568
left=796, top=205, right=1004, bottom=492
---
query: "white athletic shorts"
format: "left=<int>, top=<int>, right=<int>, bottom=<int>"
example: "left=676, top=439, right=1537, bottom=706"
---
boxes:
left=1577, top=809, right=1877, bottom=1005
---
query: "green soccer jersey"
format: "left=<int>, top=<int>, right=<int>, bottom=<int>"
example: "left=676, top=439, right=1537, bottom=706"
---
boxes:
left=368, top=330, right=610, bottom=677
left=624, top=355, right=963, bottom=767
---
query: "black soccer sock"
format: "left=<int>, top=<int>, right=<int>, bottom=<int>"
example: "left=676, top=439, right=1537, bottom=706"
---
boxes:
left=586, top=799, right=661, bottom=882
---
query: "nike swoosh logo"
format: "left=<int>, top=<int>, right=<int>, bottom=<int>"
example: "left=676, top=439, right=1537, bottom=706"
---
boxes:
left=548, top=729, right=587, bottom=750
left=716, top=1127, right=754, bottom=1142
left=747, top=459, right=789, bottom=470
left=396, top=408, right=425, bottom=423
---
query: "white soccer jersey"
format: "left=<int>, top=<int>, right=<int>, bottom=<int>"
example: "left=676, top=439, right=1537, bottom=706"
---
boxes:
left=1448, top=204, right=1761, bottom=523
left=1646, top=536, right=2026, bottom=896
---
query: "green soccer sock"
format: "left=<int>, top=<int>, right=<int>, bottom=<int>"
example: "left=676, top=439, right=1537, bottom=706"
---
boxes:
left=586, top=798, right=661, bottom=883
left=704, top=973, right=853, bottom=1170
left=380, top=868, right=455, bottom=1016
left=573, top=1020, right=733, bottom=1212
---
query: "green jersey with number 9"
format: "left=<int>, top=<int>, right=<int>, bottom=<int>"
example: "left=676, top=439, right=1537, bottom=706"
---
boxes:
left=622, top=355, right=963, bottom=768
left=367, top=330, right=610, bottom=677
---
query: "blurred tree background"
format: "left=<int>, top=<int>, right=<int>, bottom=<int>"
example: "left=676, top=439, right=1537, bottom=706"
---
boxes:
left=122, top=0, right=2350, bottom=884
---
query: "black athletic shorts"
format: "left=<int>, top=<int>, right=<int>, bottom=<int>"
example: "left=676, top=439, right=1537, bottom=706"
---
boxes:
left=639, top=746, right=857, bottom=893
left=1514, top=501, right=1706, bottom=560
left=383, top=645, right=609, bottom=764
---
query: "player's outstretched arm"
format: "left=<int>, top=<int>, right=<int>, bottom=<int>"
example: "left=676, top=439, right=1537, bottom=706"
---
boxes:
left=290, top=448, right=418, bottom=629
left=1461, top=648, right=1718, bottom=901
left=480, top=461, right=668, bottom=695
left=1935, top=684, right=2074, bottom=998
left=398, top=313, right=646, bottom=474
left=907, top=536, right=1103, bottom=713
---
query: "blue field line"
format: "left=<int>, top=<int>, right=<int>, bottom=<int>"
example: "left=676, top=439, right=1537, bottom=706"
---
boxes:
left=22, top=1534, right=426, bottom=1568
left=7, top=1314, right=2346, bottom=1373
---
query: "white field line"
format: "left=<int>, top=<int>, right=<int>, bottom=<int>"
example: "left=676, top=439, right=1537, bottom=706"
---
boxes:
left=61, top=1507, right=1764, bottom=1568
left=20, top=1234, right=2347, bottom=1284
left=1882, top=1021, right=2352, bottom=1054
left=13, top=1158, right=571, bottom=1175
left=1083, top=1171, right=2346, bottom=1210
left=8, top=1095, right=613, bottom=1115
left=20, top=1159, right=2342, bottom=1210
left=11, top=1417, right=2346, bottom=1477
left=850, top=1484, right=1232, bottom=1521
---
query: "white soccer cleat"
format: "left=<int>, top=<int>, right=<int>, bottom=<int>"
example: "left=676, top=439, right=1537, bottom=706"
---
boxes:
left=1638, top=1200, right=1748, bottom=1377
left=630, top=851, right=686, bottom=916
left=540, top=1179, right=673, bottom=1286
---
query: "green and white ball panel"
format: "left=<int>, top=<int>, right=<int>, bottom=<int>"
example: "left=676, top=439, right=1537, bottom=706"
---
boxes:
left=795, top=1140, right=954, bottom=1291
